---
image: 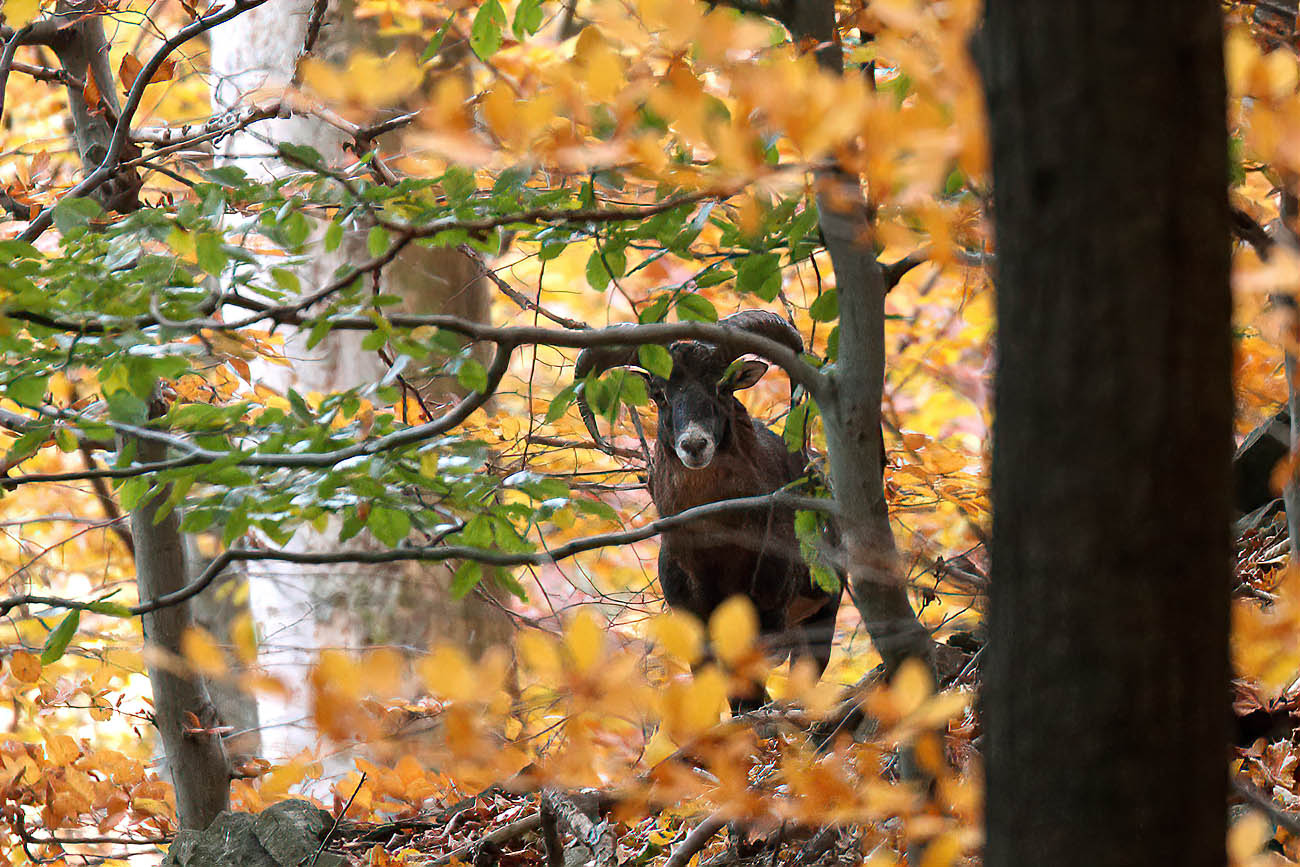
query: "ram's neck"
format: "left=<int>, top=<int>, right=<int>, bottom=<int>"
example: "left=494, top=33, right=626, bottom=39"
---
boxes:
left=651, top=411, right=761, bottom=516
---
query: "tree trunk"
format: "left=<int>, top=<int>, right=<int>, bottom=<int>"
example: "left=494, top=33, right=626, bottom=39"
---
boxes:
left=979, top=5, right=1231, bottom=866
left=784, top=0, right=932, bottom=672
left=209, top=0, right=512, bottom=774
left=130, top=428, right=231, bottom=829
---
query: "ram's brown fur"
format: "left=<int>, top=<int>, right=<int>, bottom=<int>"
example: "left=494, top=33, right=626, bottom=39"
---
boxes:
left=575, top=312, right=842, bottom=710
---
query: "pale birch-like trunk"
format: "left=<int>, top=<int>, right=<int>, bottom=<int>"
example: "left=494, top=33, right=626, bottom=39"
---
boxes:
left=209, top=0, right=512, bottom=777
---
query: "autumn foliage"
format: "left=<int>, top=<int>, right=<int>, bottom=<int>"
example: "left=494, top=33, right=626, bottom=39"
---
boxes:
left=0, top=0, right=1294, bottom=864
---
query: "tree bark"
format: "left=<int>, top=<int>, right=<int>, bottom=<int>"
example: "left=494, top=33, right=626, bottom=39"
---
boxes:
left=47, top=0, right=141, bottom=211
left=979, top=5, right=1231, bottom=866
left=209, top=0, right=512, bottom=774
left=785, top=0, right=932, bottom=672
left=129, top=428, right=231, bottom=829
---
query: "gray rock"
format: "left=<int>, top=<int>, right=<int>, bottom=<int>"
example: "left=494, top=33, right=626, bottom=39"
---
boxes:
left=161, top=800, right=347, bottom=867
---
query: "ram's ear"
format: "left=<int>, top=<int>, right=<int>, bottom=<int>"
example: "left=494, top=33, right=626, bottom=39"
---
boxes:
left=723, top=359, right=769, bottom=390
left=631, top=369, right=666, bottom=403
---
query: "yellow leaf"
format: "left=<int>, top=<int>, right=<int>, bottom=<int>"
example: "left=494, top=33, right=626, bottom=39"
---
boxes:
left=917, top=830, right=961, bottom=867
left=9, top=650, right=41, bottom=683
left=890, top=657, right=932, bottom=716
left=44, top=733, right=79, bottom=765
left=4, top=0, right=42, bottom=27
left=564, top=609, right=604, bottom=672
left=418, top=645, right=475, bottom=701
left=650, top=611, right=703, bottom=664
left=182, top=626, right=228, bottom=676
left=519, top=631, right=561, bottom=676
left=1228, top=811, right=1271, bottom=861
left=362, top=646, right=404, bottom=696
left=708, top=596, right=757, bottom=667
left=231, top=613, right=258, bottom=665
left=301, top=50, right=424, bottom=107
left=641, top=728, right=677, bottom=767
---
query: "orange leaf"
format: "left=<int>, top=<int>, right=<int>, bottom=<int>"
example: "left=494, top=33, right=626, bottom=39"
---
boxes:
left=9, top=650, right=41, bottom=683
left=118, top=54, right=143, bottom=90
left=119, top=53, right=175, bottom=90
left=82, top=67, right=102, bottom=110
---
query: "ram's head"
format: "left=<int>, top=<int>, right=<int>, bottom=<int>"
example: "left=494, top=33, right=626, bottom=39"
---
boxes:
left=574, top=311, right=803, bottom=469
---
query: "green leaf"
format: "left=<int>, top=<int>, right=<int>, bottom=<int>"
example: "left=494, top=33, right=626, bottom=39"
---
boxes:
left=457, top=358, right=489, bottom=393
left=105, top=390, right=148, bottom=425
left=41, top=610, right=80, bottom=665
left=639, top=295, right=670, bottom=323
left=367, top=225, right=389, bottom=257
left=461, top=515, right=493, bottom=548
left=675, top=293, right=717, bottom=322
left=368, top=506, right=411, bottom=547
left=324, top=220, right=344, bottom=253
left=361, top=329, right=388, bottom=352
left=783, top=401, right=811, bottom=452
left=638, top=344, right=673, bottom=379
left=54, top=427, right=78, bottom=453
left=513, top=0, right=543, bottom=37
left=470, top=0, right=507, bottom=60
left=52, top=197, right=103, bottom=235
left=736, top=253, right=781, bottom=301
left=117, top=476, right=151, bottom=512
left=545, top=383, right=577, bottom=423
left=271, top=267, right=301, bottom=295
left=451, top=561, right=482, bottom=599
left=617, top=373, right=649, bottom=407
left=87, top=600, right=132, bottom=617
left=809, top=289, right=838, bottom=322
left=7, top=375, right=47, bottom=406
left=421, top=16, right=455, bottom=62
left=195, top=233, right=227, bottom=275
left=586, top=249, right=611, bottom=291
left=693, top=268, right=734, bottom=288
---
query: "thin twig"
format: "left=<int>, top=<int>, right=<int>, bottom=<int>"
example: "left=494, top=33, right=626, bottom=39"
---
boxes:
left=665, top=814, right=727, bottom=867
left=312, top=772, right=366, bottom=866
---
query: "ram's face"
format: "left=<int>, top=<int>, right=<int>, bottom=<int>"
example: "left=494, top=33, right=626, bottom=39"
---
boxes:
left=648, top=345, right=769, bottom=470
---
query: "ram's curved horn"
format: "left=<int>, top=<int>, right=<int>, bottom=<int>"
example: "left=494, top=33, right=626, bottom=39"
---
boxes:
left=573, top=336, right=643, bottom=455
left=716, top=310, right=804, bottom=358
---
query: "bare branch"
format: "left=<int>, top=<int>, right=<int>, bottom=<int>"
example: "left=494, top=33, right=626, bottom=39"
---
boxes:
left=19, top=0, right=269, bottom=243
left=664, top=814, right=726, bottom=867
left=0, top=492, right=835, bottom=618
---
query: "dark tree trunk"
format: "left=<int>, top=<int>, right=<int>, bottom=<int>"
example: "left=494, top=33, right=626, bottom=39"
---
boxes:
left=979, top=6, right=1232, bottom=866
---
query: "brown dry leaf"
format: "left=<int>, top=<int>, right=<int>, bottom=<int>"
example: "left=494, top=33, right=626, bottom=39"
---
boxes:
left=119, top=53, right=177, bottom=90
left=82, top=66, right=102, bottom=110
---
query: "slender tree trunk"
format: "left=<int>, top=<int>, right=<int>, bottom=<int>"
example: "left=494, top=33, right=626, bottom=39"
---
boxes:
left=980, top=6, right=1231, bottom=865
left=130, top=428, right=231, bottom=829
left=785, top=0, right=932, bottom=672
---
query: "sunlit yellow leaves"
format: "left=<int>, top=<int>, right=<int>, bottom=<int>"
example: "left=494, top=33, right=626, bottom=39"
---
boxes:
left=660, top=665, right=727, bottom=740
left=1228, top=28, right=1298, bottom=102
left=300, top=50, right=424, bottom=108
left=574, top=27, right=626, bottom=103
left=1228, top=811, right=1273, bottom=865
left=9, top=649, right=41, bottom=683
left=420, top=645, right=475, bottom=701
left=480, top=84, right=559, bottom=152
left=890, top=657, right=931, bottom=717
left=4, top=0, right=43, bottom=27
left=708, top=595, right=757, bottom=667
left=564, top=609, right=605, bottom=672
left=650, top=611, right=703, bottom=664
left=181, top=626, right=227, bottom=677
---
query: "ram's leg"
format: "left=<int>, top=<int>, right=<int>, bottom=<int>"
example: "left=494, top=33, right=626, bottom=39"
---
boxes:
left=789, top=593, right=841, bottom=680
